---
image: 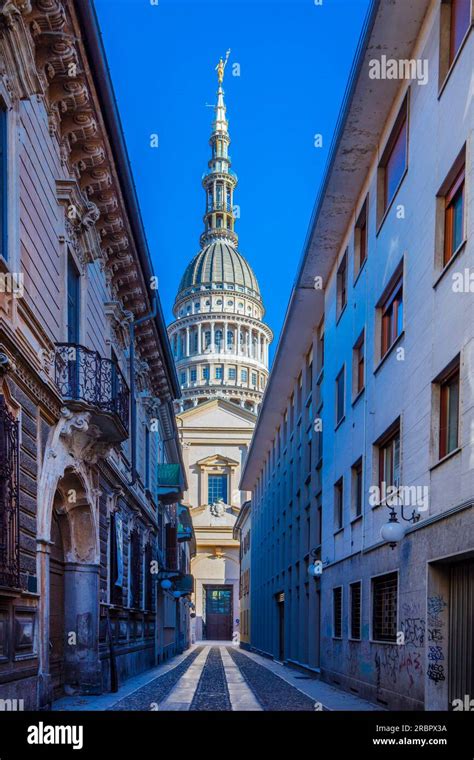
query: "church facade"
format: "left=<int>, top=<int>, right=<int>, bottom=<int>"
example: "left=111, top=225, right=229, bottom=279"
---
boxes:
left=168, top=55, right=272, bottom=642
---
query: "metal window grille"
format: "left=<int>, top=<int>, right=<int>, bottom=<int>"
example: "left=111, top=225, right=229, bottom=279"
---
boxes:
left=372, top=572, right=397, bottom=642
left=333, top=587, right=342, bottom=638
left=350, top=581, right=361, bottom=639
left=0, top=396, right=20, bottom=589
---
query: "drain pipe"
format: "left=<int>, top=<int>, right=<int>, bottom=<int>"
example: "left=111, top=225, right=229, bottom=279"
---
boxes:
left=128, top=296, right=158, bottom=486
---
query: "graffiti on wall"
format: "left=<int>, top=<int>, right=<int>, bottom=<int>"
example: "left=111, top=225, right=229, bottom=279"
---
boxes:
left=426, top=595, right=448, bottom=685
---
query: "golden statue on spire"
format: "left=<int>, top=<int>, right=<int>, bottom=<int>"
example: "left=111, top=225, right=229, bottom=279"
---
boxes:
left=216, top=49, right=231, bottom=84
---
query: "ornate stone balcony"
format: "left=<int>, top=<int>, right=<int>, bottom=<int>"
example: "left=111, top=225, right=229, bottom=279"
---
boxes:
left=54, top=343, right=129, bottom=443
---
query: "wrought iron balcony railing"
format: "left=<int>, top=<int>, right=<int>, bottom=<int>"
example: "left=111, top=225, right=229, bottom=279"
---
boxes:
left=54, top=344, right=130, bottom=437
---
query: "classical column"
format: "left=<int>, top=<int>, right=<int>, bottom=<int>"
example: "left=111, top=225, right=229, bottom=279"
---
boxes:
left=211, top=321, right=215, bottom=352
left=186, top=326, right=190, bottom=356
left=237, top=324, right=241, bottom=356
left=224, top=320, right=228, bottom=353
left=197, top=322, right=202, bottom=354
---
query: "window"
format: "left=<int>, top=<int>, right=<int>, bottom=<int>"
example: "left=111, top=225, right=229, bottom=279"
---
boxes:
left=380, top=273, right=403, bottom=358
left=208, top=474, right=228, bottom=504
left=0, top=106, right=7, bottom=260
left=353, top=331, right=365, bottom=396
left=443, top=166, right=465, bottom=266
left=202, top=366, right=210, bottom=380
left=228, top=367, right=236, bottom=380
left=438, top=360, right=460, bottom=459
left=67, top=254, right=80, bottom=344
left=144, top=425, right=150, bottom=489
left=449, top=0, right=471, bottom=65
left=335, top=366, right=345, bottom=425
left=109, top=512, right=122, bottom=606
left=204, top=330, right=211, bottom=349
left=215, top=365, right=223, bottom=379
left=180, top=371, right=186, bottom=385
left=251, top=372, right=257, bottom=386
left=378, top=422, right=400, bottom=490
left=227, top=330, right=234, bottom=347
left=215, top=329, right=223, bottom=351
left=190, top=368, right=197, bottom=382
left=350, top=581, right=361, bottom=640
left=0, top=396, right=20, bottom=589
left=144, top=541, right=153, bottom=611
left=129, top=529, right=141, bottom=609
left=241, top=368, right=248, bottom=382
left=352, top=458, right=363, bottom=518
left=378, top=99, right=408, bottom=220
left=334, top=477, right=343, bottom=531
left=333, top=587, right=342, bottom=638
left=372, top=572, right=397, bottom=642
left=355, top=198, right=368, bottom=274
left=336, top=251, right=348, bottom=317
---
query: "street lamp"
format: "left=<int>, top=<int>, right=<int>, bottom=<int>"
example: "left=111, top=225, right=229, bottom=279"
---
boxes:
left=380, top=504, right=420, bottom=549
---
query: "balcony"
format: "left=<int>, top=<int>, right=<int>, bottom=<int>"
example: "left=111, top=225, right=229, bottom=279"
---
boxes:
left=54, top=343, right=129, bottom=442
left=157, top=463, right=184, bottom=504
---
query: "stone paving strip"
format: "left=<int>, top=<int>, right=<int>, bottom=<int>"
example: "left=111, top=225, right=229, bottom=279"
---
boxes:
left=219, top=646, right=262, bottom=711
left=108, top=646, right=204, bottom=711
left=227, top=647, right=316, bottom=711
left=189, top=647, right=232, bottom=711
left=160, top=646, right=212, bottom=711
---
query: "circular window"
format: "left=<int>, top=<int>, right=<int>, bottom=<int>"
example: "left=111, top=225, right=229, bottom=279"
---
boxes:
left=227, top=300, right=233, bottom=306
left=216, top=299, right=222, bottom=305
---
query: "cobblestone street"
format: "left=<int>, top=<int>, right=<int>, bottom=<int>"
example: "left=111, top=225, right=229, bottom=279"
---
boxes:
left=53, top=645, right=380, bottom=712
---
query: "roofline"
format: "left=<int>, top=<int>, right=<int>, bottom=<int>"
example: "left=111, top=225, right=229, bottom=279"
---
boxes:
left=75, top=0, right=181, bottom=401
left=240, top=0, right=380, bottom=490
left=233, top=499, right=251, bottom=538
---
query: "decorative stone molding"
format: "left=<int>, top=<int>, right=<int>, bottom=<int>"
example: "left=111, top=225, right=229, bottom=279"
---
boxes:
left=103, top=300, right=132, bottom=350
left=0, top=0, right=41, bottom=101
left=59, top=408, right=113, bottom=463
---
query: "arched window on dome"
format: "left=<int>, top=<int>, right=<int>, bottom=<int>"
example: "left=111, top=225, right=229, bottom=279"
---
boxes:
left=193, top=331, right=198, bottom=353
left=227, top=330, right=234, bottom=349
left=215, top=329, right=223, bottom=352
left=194, top=302, right=200, bottom=311
left=204, top=330, right=211, bottom=350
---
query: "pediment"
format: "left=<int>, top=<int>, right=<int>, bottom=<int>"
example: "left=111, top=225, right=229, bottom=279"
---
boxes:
left=196, top=453, right=240, bottom=468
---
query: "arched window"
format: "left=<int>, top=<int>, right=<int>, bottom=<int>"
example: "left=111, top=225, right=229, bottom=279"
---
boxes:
left=215, top=329, right=223, bottom=351
left=193, top=331, right=198, bottom=352
left=204, top=330, right=211, bottom=349
left=227, top=330, right=234, bottom=348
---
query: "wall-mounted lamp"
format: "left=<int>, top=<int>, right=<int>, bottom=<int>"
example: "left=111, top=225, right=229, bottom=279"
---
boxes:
left=381, top=504, right=420, bottom=549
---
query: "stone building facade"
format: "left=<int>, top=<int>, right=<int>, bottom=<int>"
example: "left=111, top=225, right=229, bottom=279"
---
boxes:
left=241, top=0, right=473, bottom=710
left=0, top=0, right=191, bottom=710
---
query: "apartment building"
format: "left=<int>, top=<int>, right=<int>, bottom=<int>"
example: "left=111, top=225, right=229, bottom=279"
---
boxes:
left=0, top=0, right=192, bottom=709
left=241, top=0, right=473, bottom=710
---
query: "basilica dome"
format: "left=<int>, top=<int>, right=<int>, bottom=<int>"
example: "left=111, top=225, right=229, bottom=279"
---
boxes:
left=177, top=241, right=261, bottom=301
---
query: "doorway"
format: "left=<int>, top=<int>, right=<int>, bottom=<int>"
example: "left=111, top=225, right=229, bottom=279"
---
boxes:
left=49, top=510, right=65, bottom=698
left=448, top=559, right=474, bottom=706
left=277, top=592, right=285, bottom=662
left=203, top=585, right=233, bottom=640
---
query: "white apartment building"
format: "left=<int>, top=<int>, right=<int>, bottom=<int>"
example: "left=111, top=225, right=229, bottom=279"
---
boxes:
left=241, top=0, right=473, bottom=710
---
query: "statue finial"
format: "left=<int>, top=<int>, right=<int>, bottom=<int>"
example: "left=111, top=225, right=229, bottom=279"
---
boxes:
left=216, top=49, right=231, bottom=84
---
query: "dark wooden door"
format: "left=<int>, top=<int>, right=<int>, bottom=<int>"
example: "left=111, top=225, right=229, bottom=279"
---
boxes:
left=49, top=511, right=65, bottom=699
left=204, top=586, right=232, bottom=641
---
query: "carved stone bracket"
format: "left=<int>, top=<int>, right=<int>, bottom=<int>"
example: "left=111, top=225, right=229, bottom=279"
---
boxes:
left=59, top=407, right=113, bottom=463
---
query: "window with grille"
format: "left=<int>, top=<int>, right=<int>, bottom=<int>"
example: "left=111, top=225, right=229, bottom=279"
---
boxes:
left=333, top=587, right=342, bottom=638
left=0, top=396, right=20, bottom=589
left=372, top=572, right=397, bottom=642
left=350, top=581, right=362, bottom=640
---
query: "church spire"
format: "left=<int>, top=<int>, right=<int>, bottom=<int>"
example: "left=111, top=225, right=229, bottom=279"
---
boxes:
left=200, top=51, right=238, bottom=248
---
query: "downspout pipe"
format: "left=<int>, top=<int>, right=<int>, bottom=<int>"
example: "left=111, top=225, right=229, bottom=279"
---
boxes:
left=128, top=296, right=158, bottom=486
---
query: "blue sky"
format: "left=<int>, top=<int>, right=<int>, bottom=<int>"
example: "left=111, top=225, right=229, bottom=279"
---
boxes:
left=95, top=0, right=371, bottom=361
